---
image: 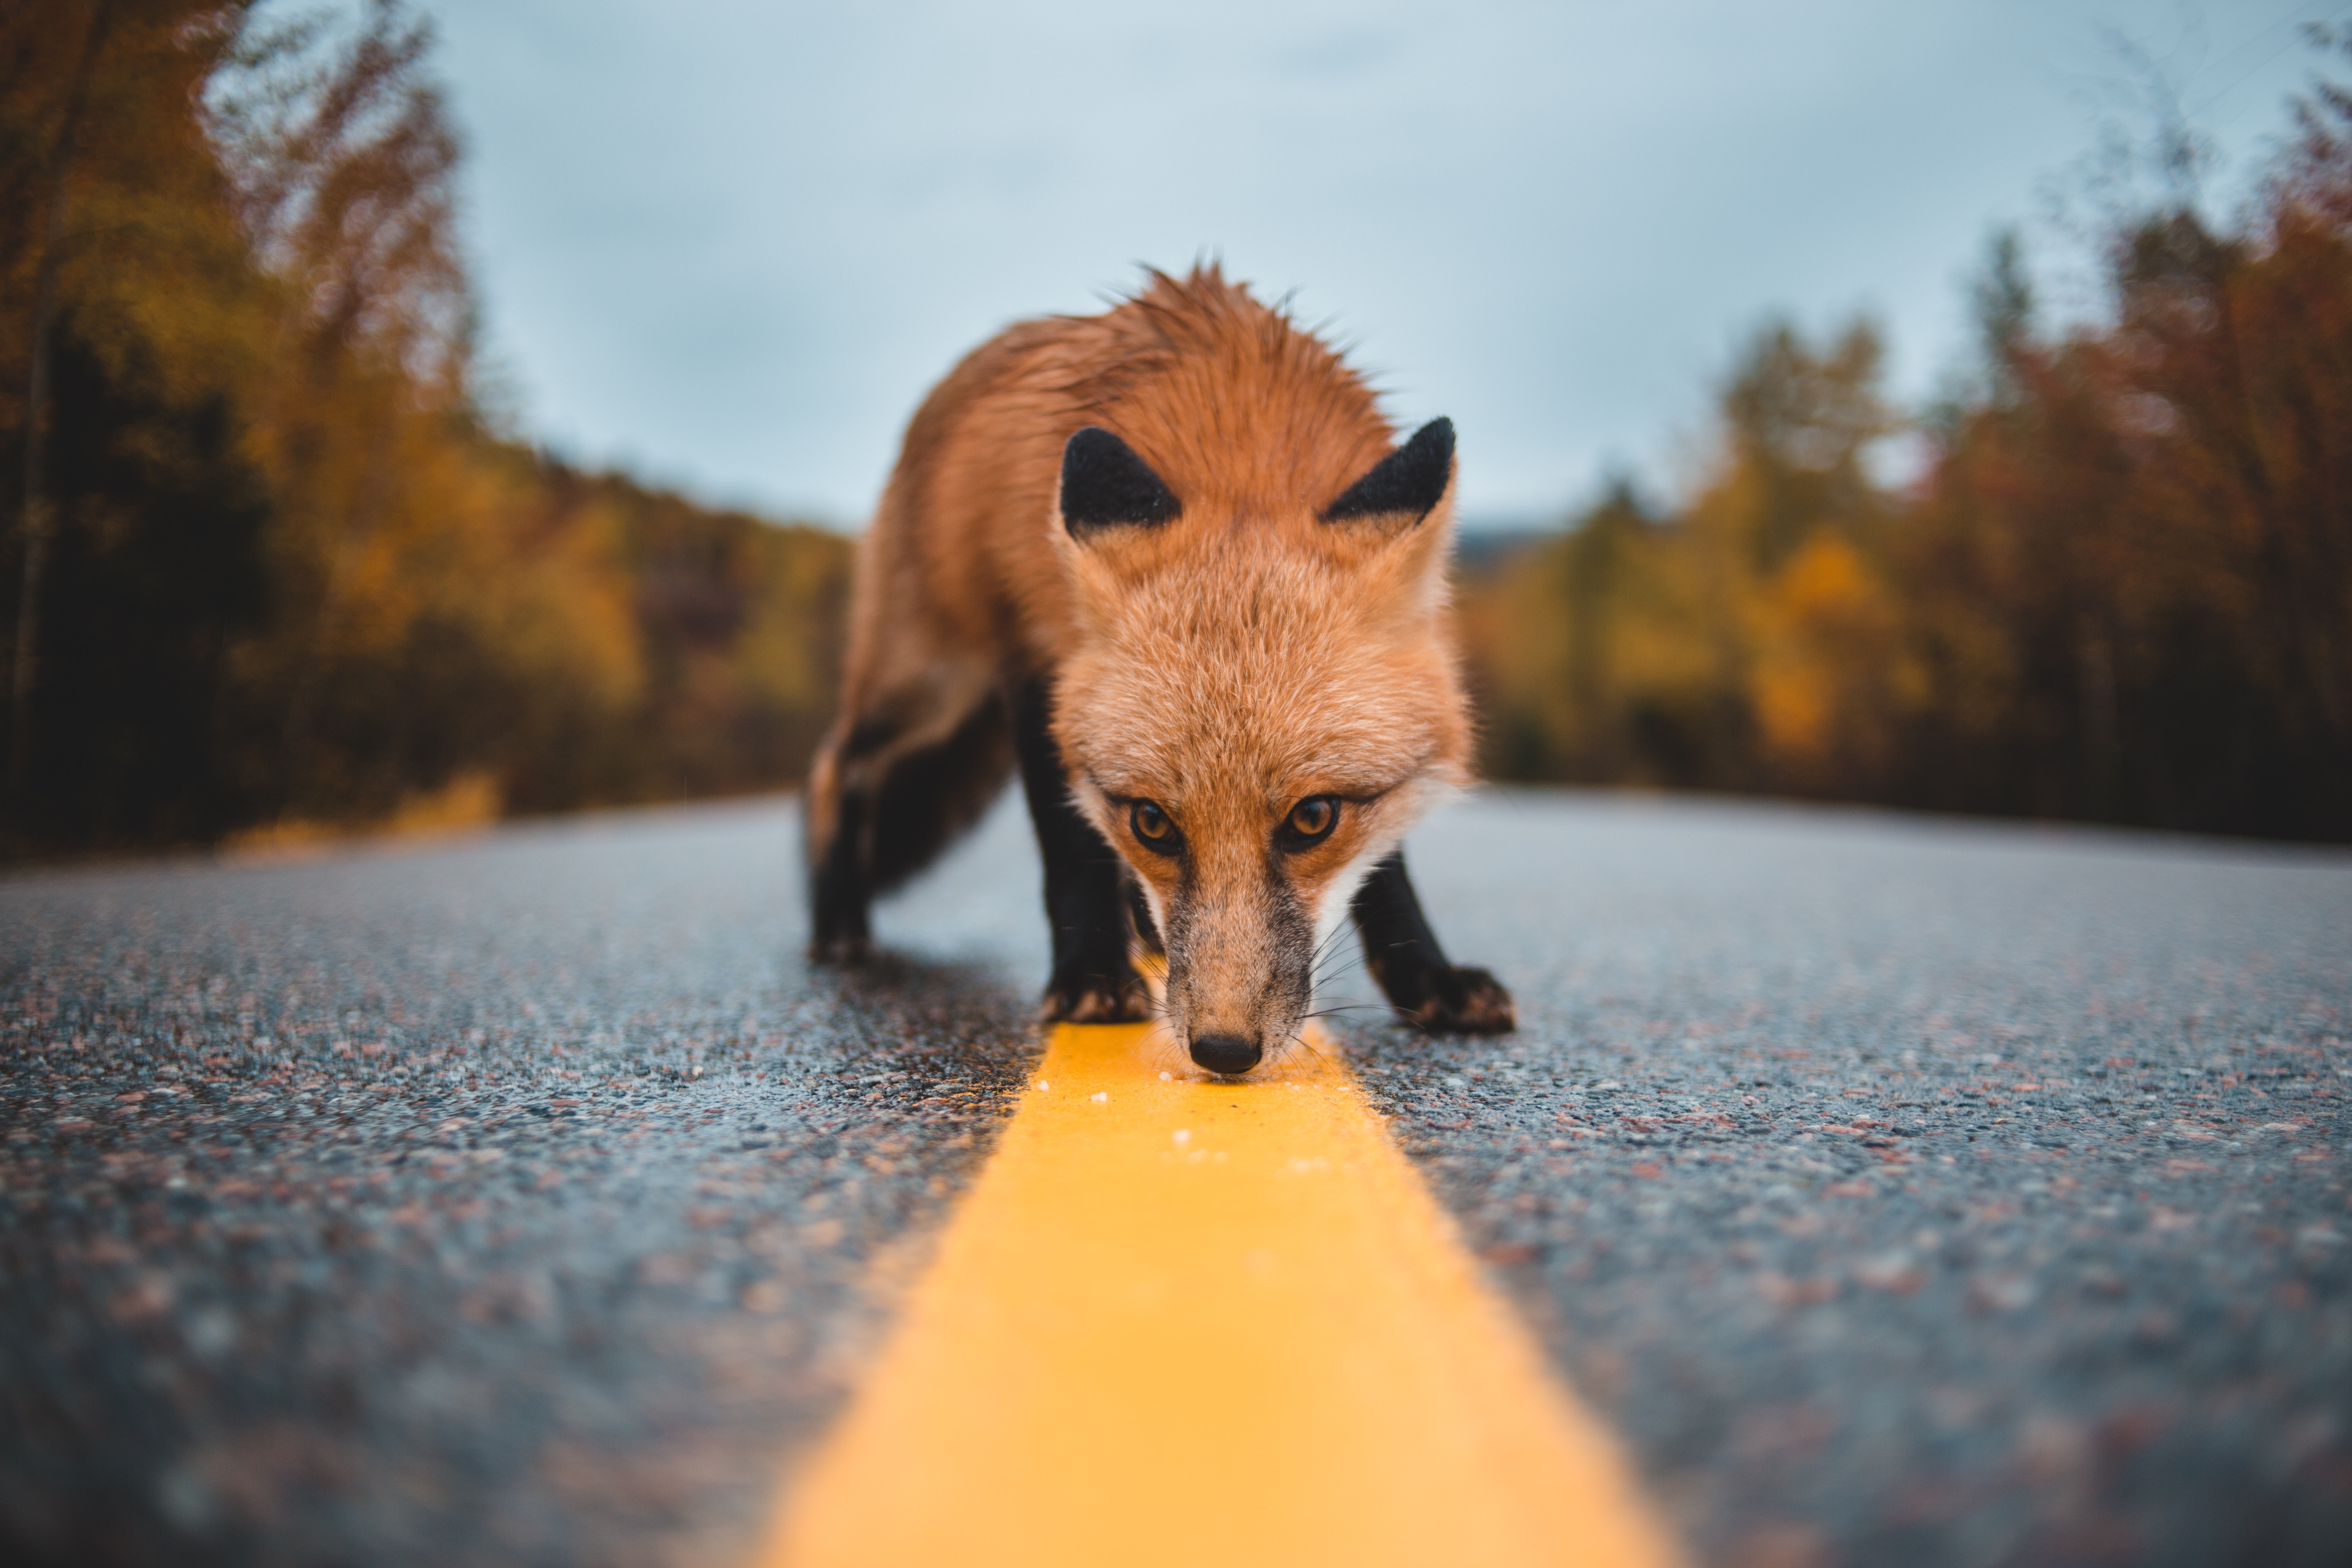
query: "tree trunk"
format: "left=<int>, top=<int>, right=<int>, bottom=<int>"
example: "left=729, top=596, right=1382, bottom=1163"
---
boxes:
left=9, top=0, right=116, bottom=799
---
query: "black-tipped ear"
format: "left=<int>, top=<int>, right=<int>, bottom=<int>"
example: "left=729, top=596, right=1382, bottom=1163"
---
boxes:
left=1060, top=427, right=1181, bottom=536
left=1321, top=418, right=1455, bottom=526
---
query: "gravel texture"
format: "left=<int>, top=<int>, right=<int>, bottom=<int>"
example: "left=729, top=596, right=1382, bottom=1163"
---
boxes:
left=4, top=788, right=2348, bottom=1568
left=0, top=800, right=1032, bottom=1567
left=1347, top=791, right=2352, bottom=1568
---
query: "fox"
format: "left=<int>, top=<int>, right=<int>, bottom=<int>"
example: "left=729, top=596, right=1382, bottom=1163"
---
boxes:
left=803, top=264, right=1514, bottom=1075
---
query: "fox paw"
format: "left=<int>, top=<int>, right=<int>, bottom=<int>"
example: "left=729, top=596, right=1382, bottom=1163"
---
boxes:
left=809, top=932, right=873, bottom=966
left=1040, top=969, right=1155, bottom=1025
left=1393, top=963, right=1517, bottom=1035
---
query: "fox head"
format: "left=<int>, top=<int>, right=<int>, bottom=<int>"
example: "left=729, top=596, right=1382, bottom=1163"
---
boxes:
left=1048, top=419, right=1470, bottom=1075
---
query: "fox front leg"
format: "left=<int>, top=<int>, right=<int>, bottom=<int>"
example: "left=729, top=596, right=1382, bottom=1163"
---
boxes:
left=1348, top=849, right=1516, bottom=1033
left=1008, top=676, right=1155, bottom=1024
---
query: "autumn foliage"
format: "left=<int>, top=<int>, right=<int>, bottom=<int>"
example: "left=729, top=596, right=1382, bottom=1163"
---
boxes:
left=0, top=2, right=848, bottom=857
left=6, top=6, right=2346, bottom=855
left=1465, top=43, right=2352, bottom=842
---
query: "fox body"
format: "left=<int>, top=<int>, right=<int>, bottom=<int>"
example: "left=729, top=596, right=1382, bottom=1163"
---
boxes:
left=805, top=266, right=1513, bottom=1074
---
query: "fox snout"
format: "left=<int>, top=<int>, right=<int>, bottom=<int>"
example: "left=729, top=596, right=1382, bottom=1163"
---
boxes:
left=1153, top=864, right=1319, bottom=1078
left=1167, top=965, right=1303, bottom=1077
left=1187, top=1032, right=1262, bottom=1075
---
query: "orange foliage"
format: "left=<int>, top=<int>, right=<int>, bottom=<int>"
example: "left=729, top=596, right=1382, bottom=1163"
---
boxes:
left=0, top=3, right=851, bottom=855
left=1467, top=35, right=2352, bottom=839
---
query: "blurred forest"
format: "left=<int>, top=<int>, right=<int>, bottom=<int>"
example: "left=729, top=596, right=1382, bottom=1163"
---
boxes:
left=5, top=6, right=2348, bottom=857
left=1464, top=32, right=2352, bottom=842
left=0, top=0, right=849, bottom=859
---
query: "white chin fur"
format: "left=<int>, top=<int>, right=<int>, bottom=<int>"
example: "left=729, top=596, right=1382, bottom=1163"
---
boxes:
left=1308, top=778, right=1455, bottom=1010
left=1308, top=836, right=1396, bottom=1014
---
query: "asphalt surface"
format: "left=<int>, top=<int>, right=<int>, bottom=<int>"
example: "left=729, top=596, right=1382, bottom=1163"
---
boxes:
left=0, top=802, right=1036, bottom=1567
left=4, top=789, right=2350, bottom=1568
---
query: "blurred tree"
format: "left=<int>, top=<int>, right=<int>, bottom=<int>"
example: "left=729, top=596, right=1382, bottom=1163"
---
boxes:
left=6, top=0, right=113, bottom=797
left=1713, top=318, right=1893, bottom=571
left=1465, top=31, right=2352, bottom=840
left=0, top=2, right=853, bottom=859
left=1469, top=319, right=1910, bottom=799
left=1461, top=478, right=1636, bottom=781
left=205, top=0, right=472, bottom=798
left=2, top=0, right=281, bottom=842
left=1966, top=227, right=2034, bottom=410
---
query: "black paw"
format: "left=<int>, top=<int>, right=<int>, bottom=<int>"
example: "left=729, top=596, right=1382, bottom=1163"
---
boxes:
left=1379, top=962, right=1516, bottom=1034
left=1040, top=967, right=1155, bottom=1024
left=809, top=932, right=873, bottom=966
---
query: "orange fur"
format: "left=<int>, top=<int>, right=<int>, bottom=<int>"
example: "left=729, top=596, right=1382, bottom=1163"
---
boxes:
left=808, top=265, right=1491, bottom=1065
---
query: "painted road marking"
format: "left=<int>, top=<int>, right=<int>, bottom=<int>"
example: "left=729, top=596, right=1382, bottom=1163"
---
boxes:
left=761, top=1023, right=1684, bottom=1568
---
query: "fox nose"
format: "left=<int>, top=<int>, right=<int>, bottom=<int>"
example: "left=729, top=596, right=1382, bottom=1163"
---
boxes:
left=1189, top=1032, right=1262, bottom=1075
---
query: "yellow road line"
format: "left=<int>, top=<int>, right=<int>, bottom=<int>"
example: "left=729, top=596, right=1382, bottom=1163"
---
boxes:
left=760, top=1023, right=1684, bottom=1568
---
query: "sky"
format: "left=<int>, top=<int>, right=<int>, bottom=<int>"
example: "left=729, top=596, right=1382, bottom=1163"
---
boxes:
left=426, top=0, right=2349, bottom=528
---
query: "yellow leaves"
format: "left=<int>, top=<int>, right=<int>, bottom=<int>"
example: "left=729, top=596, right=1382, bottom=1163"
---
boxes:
left=454, top=475, right=646, bottom=715
left=1745, top=533, right=1914, bottom=780
left=1749, top=661, right=1833, bottom=766
left=1458, top=315, right=1951, bottom=799
left=218, top=769, right=503, bottom=862
left=1764, top=529, right=1877, bottom=628
left=5, top=4, right=862, bottom=850
left=1461, top=509, right=1732, bottom=785
left=737, top=574, right=833, bottom=714
left=386, top=770, right=502, bottom=835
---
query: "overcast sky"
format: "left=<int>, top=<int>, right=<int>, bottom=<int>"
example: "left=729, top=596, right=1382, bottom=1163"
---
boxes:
left=426, top=0, right=2346, bottom=527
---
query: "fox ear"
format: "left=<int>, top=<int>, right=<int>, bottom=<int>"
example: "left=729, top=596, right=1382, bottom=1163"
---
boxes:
left=1060, top=427, right=1181, bottom=536
left=1321, top=418, right=1455, bottom=527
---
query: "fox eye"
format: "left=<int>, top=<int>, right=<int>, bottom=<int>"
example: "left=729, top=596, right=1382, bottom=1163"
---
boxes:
left=1129, top=799, right=1180, bottom=855
left=1281, top=796, right=1340, bottom=848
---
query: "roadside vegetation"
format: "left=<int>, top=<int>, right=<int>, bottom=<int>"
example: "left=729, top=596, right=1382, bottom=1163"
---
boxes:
left=4, top=6, right=2345, bottom=855
left=1464, top=34, right=2352, bottom=842
left=0, top=2, right=849, bottom=859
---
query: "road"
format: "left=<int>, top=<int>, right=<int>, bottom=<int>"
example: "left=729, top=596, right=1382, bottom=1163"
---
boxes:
left=3, top=789, right=2348, bottom=1567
